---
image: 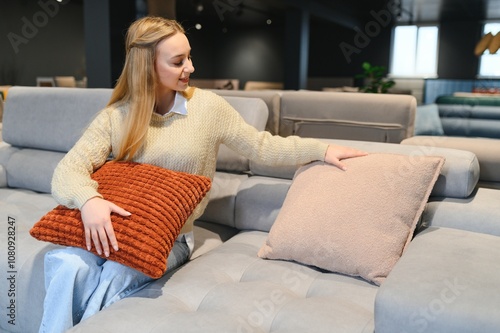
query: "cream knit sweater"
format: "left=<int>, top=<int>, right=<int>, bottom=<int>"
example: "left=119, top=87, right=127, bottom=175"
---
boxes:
left=51, top=88, right=329, bottom=234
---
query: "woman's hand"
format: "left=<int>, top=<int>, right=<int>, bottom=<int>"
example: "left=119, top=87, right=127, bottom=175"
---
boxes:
left=80, top=197, right=131, bottom=257
left=324, top=144, right=368, bottom=171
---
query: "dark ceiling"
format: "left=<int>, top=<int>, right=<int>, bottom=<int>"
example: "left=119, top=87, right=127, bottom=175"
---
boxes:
left=400, top=0, right=500, bottom=22
left=176, top=0, right=500, bottom=30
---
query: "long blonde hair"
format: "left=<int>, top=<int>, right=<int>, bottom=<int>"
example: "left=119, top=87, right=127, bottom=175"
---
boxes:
left=108, top=16, right=193, bottom=161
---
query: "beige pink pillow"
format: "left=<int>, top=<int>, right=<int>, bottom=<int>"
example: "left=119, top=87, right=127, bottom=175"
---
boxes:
left=258, top=153, right=444, bottom=285
left=30, top=161, right=211, bottom=279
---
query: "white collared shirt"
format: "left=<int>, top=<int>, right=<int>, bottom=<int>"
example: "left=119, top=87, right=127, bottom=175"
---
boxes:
left=166, top=91, right=188, bottom=116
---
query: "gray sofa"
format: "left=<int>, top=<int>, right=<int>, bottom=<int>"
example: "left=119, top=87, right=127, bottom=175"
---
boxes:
left=434, top=95, right=500, bottom=139
left=1, top=86, right=500, bottom=333
left=403, top=102, right=500, bottom=189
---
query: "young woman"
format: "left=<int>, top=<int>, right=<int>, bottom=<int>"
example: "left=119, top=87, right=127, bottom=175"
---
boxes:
left=39, top=16, right=367, bottom=333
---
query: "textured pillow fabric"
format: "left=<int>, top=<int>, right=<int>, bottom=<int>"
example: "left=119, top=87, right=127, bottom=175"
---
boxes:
left=258, top=153, right=444, bottom=285
left=414, top=104, right=445, bottom=136
left=30, top=161, right=211, bottom=279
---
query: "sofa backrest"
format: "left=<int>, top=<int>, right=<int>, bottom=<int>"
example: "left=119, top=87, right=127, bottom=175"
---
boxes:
left=3, top=86, right=112, bottom=152
left=1, top=86, right=112, bottom=193
left=438, top=104, right=500, bottom=138
left=249, top=138, right=479, bottom=199
left=215, top=96, right=268, bottom=172
left=212, top=89, right=417, bottom=144
left=434, top=95, right=500, bottom=138
left=210, top=89, right=281, bottom=135
left=0, top=86, right=268, bottom=193
left=201, top=136, right=480, bottom=232
left=279, top=91, right=416, bottom=143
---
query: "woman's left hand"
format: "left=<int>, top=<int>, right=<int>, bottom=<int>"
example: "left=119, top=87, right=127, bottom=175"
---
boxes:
left=324, top=144, right=368, bottom=171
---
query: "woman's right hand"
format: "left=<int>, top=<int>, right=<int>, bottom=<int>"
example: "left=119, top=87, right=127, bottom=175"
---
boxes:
left=80, top=197, right=131, bottom=257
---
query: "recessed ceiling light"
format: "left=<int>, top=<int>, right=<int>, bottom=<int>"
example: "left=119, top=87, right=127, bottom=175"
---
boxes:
left=195, top=23, right=202, bottom=30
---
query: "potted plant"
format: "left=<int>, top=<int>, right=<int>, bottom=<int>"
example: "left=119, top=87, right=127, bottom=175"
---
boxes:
left=356, top=62, right=395, bottom=93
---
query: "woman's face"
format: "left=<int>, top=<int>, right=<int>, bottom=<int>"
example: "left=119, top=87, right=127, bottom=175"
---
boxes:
left=155, top=33, right=195, bottom=93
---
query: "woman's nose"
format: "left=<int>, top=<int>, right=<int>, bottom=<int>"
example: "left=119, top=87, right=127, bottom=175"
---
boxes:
left=185, top=60, right=195, bottom=74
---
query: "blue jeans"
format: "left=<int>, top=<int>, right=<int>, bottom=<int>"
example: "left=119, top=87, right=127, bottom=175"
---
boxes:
left=38, top=238, right=190, bottom=333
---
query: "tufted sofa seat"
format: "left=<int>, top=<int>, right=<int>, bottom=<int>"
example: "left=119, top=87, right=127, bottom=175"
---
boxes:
left=69, top=230, right=379, bottom=333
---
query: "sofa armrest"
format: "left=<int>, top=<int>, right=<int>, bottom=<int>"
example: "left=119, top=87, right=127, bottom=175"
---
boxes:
left=375, top=227, right=500, bottom=333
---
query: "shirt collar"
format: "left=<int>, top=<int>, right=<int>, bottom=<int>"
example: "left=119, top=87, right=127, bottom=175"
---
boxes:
left=168, top=92, right=188, bottom=116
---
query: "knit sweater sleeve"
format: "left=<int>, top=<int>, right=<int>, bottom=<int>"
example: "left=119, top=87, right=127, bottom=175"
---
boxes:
left=215, top=95, right=329, bottom=166
left=51, top=108, right=113, bottom=209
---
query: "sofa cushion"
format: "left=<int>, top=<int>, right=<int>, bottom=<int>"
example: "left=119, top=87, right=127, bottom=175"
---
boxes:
left=0, top=188, right=59, bottom=333
left=0, top=87, right=268, bottom=193
left=0, top=142, right=19, bottom=188
left=215, top=96, right=268, bottom=172
left=436, top=94, right=500, bottom=106
left=437, top=103, right=500, bottom=138
left=235, top=175, right=292, bottom=232
left=62, top=231, right=378, bottom=333
left=251, top=138, right=479, bottom=199
left=3, top=86, right=112, bottom=152
left=6, top=148, right=65, bottom=193
left=440, top=118, right=500, bottom=138
left=414, top=104, right=444, bottom=135
left=401, top=136, right=500, bottom=183
left=198, top=171, right=249, bottom=228
left=375, top=227, right=500, bottom=333
left=211, top=89, right=281, bottom=135
left=422, top=187, right=500, bottom=237
left=30, top=161, right=211, bottom=278
left=258, top=154, right=444, bottom=285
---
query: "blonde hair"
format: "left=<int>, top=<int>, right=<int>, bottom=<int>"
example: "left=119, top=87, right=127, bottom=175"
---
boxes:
left=108, top=16, right=194, bottom=161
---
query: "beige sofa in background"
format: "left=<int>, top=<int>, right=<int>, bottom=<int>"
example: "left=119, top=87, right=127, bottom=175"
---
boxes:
left=212, top=89, right=416, bottom=143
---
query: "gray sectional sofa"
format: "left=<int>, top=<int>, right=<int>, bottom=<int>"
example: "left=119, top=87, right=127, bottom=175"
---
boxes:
left=1, top=86, right=500, bottom=333
left=404, top=100, right=500, bottom=189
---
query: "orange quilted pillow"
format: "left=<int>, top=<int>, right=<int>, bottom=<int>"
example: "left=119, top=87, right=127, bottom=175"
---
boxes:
left=30, top=161, right=211, bottom=279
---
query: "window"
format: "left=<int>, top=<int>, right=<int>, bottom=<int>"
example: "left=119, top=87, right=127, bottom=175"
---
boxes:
left=478, top=23, right=500, bottom=77
left=390, top=25, right=439, bottom=77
